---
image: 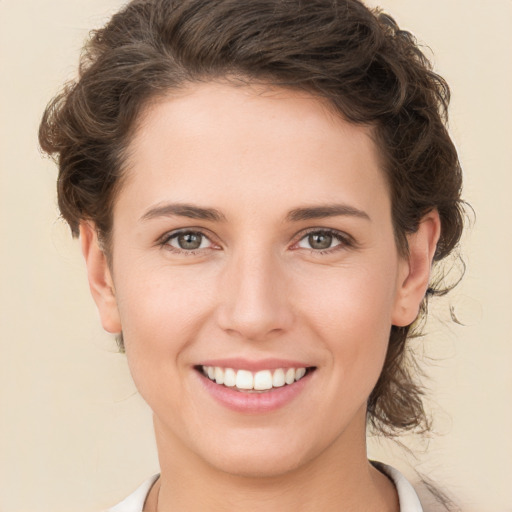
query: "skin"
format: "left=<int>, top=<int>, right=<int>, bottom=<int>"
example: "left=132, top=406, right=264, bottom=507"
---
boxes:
left=81, top=82, right=440, bottom=511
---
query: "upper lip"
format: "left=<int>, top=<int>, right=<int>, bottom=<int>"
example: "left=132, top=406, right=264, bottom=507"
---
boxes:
left=196, top=358, right=314, bottom=372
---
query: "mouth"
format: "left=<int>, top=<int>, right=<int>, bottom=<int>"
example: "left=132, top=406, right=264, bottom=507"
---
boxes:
left=196, top=365, right=315, bottom=393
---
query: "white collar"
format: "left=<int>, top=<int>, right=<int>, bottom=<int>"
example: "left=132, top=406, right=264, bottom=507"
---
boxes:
left=107, top=474, right=158, bottom=512
left=107, top=462, right=423, bottom=512
left=372, top=461, right=424, bottom=512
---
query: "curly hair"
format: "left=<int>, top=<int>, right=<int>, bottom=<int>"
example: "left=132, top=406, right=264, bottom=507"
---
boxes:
left=39, top=0, right=464, bottom=437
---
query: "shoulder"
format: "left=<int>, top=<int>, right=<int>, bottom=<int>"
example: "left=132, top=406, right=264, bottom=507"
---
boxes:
left=106, top=475, right=159, bottom=512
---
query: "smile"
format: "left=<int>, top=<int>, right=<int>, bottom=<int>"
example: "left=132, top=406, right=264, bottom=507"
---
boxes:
left=201, top=366, right=310, bottom=392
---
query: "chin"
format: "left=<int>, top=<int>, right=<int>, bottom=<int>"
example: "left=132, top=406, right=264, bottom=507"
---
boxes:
left=209, top=448, right=308, bottom=480
left=190, top=427, right=321, bottom=479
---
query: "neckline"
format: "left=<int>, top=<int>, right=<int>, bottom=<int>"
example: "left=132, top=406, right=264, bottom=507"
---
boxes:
left=108, top=462, right=423, bottom=512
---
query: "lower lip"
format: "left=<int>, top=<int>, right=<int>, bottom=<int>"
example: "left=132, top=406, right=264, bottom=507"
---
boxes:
left=196, top=370, right=313, bottom=413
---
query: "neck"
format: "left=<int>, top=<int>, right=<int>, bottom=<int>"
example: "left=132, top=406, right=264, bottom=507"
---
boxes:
left=149, top=410, right=398, bottom=512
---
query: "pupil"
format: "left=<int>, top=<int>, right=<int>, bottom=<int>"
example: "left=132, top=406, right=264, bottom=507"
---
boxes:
left=178, top=233, right=202, bottom=250
left=309, top=233, right=332, bottom=250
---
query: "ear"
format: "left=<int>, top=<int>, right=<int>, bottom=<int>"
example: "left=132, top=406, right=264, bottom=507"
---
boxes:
left=79, top=222, right=122, bottom=334
left=392, top=210, right=441, bottom=327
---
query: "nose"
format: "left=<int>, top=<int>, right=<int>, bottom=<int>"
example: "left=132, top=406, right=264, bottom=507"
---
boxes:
left=215, top=246, right=294, bottom=342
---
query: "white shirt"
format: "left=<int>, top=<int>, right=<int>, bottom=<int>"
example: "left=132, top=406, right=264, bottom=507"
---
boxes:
left=107, top=462, right=423, bottom=512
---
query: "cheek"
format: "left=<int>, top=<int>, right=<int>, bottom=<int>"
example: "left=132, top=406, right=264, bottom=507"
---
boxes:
left=301, top=263, right=398, bottom=389
left=303, top=258, right=398, bottom=330
left=115, top=260, right=215, bottom=335
left=112, top=265, right=216, bottom=394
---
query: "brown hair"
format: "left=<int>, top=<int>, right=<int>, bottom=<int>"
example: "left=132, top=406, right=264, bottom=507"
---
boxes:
left=39, top=0, right=465, bottom=437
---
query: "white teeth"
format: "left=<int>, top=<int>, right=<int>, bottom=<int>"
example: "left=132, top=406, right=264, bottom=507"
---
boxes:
left=254, top=370, right=273, bottom=390
left=285, top=368, right=295, bottom=385
left=201, top=365, right=310, bottom=391
left=214, top=367, right=224, bottom=385
left=295, top=367, right=306, bottom=381
left=235, top=370, right=253, bottom=390
left=272, top=368, right=285, bottom=387
left=224, top=368, right=236, bottom=387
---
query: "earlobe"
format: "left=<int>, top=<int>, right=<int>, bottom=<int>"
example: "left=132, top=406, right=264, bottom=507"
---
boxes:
left=79, top=222, right=122, bottom=334
left=392, top=210, right=441, bottom=327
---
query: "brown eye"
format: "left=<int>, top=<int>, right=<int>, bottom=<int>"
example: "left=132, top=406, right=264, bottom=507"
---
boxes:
left=168, top=231, right=210, bottom=251
left=308, top=233, right=333, bottom=250
left=297, top=230, right=344, bottom=251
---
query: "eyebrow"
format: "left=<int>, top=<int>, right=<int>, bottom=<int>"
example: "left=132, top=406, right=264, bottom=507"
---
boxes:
left=140, top=203, right=227, bottom=222
left=139, top=202, right=370, bottom=223
left=285, top=204, right=371, bottom=222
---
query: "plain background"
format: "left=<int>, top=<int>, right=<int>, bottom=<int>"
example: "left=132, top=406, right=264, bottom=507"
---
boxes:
left=1, top=0, right=511, bottom=510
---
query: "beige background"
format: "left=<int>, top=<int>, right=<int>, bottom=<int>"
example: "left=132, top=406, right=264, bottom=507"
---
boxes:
left=1, top=0, right=511, bottom=510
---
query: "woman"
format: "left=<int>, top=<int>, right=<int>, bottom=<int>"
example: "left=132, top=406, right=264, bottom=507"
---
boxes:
left=39, top=0, right=464, bottom=510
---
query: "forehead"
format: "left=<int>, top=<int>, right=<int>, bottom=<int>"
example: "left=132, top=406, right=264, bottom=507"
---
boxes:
left=118, top=82, right=389, bottom=222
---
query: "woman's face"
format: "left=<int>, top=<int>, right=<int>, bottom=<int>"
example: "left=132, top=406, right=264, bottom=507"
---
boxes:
left=88, top=82, right=419, bottom=477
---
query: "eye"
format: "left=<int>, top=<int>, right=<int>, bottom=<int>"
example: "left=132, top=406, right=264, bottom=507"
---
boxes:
left=164, top=230, right=213, bottom=252
left=296, top=229, right=351, bottom=252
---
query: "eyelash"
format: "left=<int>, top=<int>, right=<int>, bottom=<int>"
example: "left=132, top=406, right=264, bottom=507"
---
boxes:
left=158, top=228, right=355, bottom=256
